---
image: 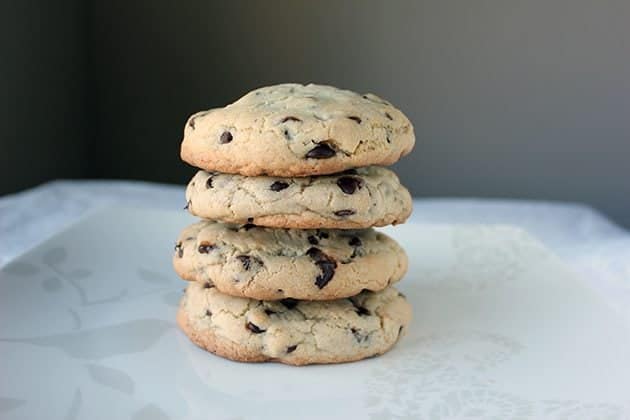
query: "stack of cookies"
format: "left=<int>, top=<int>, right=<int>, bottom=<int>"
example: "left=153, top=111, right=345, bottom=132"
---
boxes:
left=173, top=84, right=415, bottom=365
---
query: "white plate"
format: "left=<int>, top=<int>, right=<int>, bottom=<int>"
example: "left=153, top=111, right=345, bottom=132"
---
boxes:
left=1, top=207, right=630, bottom=419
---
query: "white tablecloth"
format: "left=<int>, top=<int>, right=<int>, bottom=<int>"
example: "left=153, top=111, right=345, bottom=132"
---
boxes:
left=2, top=180, right=630, bottom=320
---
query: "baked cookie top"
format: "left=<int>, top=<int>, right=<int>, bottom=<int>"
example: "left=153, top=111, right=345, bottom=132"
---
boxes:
left=180, top=83, right=415, bottom=176
left=185, top=166, right=412, bottom=229
left=177, top=282, right=412, bottom=365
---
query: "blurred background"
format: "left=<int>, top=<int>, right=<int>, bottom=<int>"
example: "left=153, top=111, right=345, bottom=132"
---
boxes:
left=1, top=0, right=628, bottom=226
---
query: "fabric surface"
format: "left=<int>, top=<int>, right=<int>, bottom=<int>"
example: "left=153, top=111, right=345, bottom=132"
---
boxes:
left=1, top=180, right=629, bottom=321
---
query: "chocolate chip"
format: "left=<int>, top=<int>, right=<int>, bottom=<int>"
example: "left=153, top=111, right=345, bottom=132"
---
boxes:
left=347, top=116, right=362, bottom=124
left=241, top=223, right=255, bottom=231
left=305, top=143, right=336, bottom=159
left=385, top=112, right=393, bottom=120
left=398, top=325, right=404, bottom=338
left=316, top=231, right=329, bottom=239
left=265, top=308, right=276, bottom=315
left=237, top=255, right=263, bottom=270
left=205, top=309, right=212, bottom=317
left=203, top=282, right=213, bottom=289
left=286, top=345, right=298, bottom=353
left=349, top=237, right=362, bottom=247
left=246, top=322, right=265, bottom=334
left=198, top=242, right=215, bottom=254
left=356, top=306, right=371, bottom=316
left=283, top=129, right=292, bottom=140
left=219, top=131, right=233, bottom=144
left=174, top=242, right=183, bottom=258
left=236, top=255, right=252, bottom=270
left=281, top=116, right=302, bottom=123
left=349, top=236, right=362, bottom=258
left=306, top=247, right=337, bottom=289
left=336, top=176, right=363, bottom=194
left=280, top=298, right=299, bottom=309
left=306, top=247, right=324, bottom=259
left=334, top=209, right=356, bottom=217
left=307, top=235, right=319, bottom=245
left=351, top=299, right=370, bottom=316
left=247, top=217, right=254, bottom=223
left=206, top=176, right=213, bottom=189
left=270, top=181, right=289, bottom=191
left=350, top=327, right=367, bottom=343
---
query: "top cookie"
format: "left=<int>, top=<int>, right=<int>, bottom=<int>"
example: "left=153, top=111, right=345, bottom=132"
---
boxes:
left=180, top=84, right=415, bottom=176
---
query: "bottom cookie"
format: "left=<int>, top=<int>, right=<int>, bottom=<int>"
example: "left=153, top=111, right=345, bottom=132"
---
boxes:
left=177, top=282, right=412, bottom=365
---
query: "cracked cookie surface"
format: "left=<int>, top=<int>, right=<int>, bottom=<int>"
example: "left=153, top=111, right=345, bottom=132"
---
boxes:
left=180, top=83, right=415, bottom=177
left=185, top=166, right=412, bottom=229
left=177, top=282, right=411, bottom=365
left=173, top=220, right=408, bottom=301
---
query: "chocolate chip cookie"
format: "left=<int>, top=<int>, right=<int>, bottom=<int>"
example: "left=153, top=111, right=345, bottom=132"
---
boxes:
left=180, top=84, right=415, bottom=177
left=185, top=166, right=412, bottom=229
left=177, top=281, right=411, bottom=365
left=173, top=220, right=407, bottom=301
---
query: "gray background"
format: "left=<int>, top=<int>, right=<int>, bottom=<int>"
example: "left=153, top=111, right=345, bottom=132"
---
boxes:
left=1, top=0, right=629, bottom=226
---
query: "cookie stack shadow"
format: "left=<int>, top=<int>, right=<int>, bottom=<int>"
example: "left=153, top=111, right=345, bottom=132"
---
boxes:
left=173, top=84, right=415, bottom=365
